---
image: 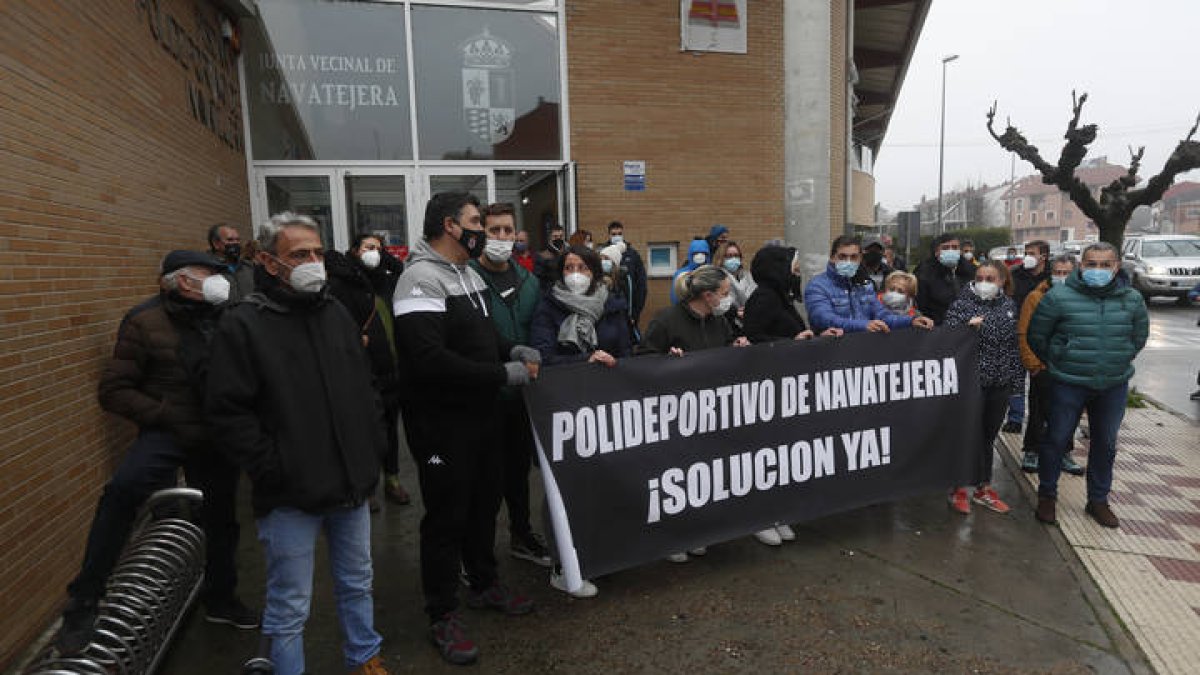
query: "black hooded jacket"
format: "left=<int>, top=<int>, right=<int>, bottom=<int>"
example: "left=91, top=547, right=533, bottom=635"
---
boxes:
left=206, top=275, right=386, bottom=516
left=325, top=250, right=400, bottom=397
left=914, top=257, right=975, bottom=324
left=743, top=246, right=808, bottom=342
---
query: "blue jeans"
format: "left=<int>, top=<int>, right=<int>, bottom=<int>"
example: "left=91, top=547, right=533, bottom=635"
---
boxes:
left=1006, top=382, right=1026, bottom=424
left=256, top=504, right=381, bottom=675
left=1038, top=381, right=1127, bottom=503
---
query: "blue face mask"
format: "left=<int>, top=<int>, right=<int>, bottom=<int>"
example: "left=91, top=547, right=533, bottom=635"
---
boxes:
left=835, top=261, right=859, bottom=278
left=1051, top=276, right=1067, bottom=286
left=938, top=249, right=961, bottom=267
left=601, top=259, right=614, bottom=274
left=723, top=257, right=742, bottom=273
left=1081, top=268, right=1114, bottom=287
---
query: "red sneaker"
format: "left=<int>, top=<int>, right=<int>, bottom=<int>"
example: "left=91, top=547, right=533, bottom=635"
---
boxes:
left=972, top=486, right=1011, bottom=514
left=948, top=487, right=971, bottom=515
left=430, top=613, right=479, bottom=665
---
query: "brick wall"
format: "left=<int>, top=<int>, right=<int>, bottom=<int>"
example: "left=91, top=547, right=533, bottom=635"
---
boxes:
left=566, top=0, right=784, bottom=326
left=0, top=0, right=248, bottom=666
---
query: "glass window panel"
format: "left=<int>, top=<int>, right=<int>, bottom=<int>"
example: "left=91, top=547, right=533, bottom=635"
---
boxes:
left=265, top=175, right=335, bottom=246
left=451, top=1, right=558, bottom=8
left=243, top=0, right=412, bottom=160
left=429, top=174, right=490, bottom=205
left=345, top=175, right=410, bottom=257
left=413, top=7, right=561, bottom=160
left=494, top=169, right=559, bottom=249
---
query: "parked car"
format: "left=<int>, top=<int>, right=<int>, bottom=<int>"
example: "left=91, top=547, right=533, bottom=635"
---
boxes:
left=1121, top=234, right=1200, bottom=303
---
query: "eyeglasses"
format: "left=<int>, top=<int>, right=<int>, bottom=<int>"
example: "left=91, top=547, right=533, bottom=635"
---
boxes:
left=279, top=248, right=325, bottom=264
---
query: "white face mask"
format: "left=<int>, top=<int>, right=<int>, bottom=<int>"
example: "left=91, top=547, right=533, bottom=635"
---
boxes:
left=601, top=259, right=614, bottom=274
left=584, top=242, right=594, bottom=250
left=359, top=249, right=381, bottom=269
left=610, top=234, right=624, bottom=245
left=564, top=272, right=591, bottom=294
left=973, top=280, right=1000, bottom=300
left=287, top=261, right=327, bottom=293
left=484, top=239, right=514, bottom=263
left=692, top=253, right=707, bottom=265
left=962, top=251, right=974, bottom=261
left=200, top=274, right=231, bottom=305
left=881, top=290, right=908, bottom=310
left=1023, top=254, right=1038, bottom=269
left=712, top=294, right=733, bottom=316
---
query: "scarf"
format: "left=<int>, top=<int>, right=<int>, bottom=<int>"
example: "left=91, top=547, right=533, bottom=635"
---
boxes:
left=551, top=282, right=608, bottom=353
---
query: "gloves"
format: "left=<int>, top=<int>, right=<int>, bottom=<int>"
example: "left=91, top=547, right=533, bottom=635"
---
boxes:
left=504, top=361, right=530, bottom=386
left=510, top=344, right=541, bottom=365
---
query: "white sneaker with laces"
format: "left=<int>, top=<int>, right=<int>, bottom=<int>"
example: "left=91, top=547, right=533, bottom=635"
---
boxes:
left=549, top=571, right=598, bottom=598
left=688, top=547, right=707, bottom=556
left=774, top=524, right=796, bottom=541
left=666, top=552, right=690, bottom=563
left=754, top=528, right=783, bottom=546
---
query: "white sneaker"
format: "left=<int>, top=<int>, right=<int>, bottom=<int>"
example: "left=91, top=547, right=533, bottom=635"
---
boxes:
left=688, top=547, right=707, bottom=556
left=754, top=528, right=783, bottom=546
left=666, top=552, right=690, bottom=563
left=549, top=571, right=598, bottom=598
left=775, top=524, right=796, bottom=541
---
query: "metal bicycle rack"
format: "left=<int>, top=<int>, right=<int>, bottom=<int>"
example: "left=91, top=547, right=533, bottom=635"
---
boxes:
left=25, top=488, right=207, bottom=675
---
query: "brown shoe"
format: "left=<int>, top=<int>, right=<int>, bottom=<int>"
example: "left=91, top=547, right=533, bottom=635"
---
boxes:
left=1085, top=501, right=1119, bottom=528
left=350, top=654, right=389, bottom=675
left=384, top=475, right=411, bottom=505
left=1035, top=496, right=1057, bottom=524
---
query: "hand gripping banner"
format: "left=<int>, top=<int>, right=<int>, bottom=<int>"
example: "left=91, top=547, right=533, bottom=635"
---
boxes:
left=524, top=327, right=983, bottom=592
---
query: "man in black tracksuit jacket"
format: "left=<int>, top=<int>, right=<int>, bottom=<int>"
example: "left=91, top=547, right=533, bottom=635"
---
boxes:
left=392, top=192, right=541, bottom=666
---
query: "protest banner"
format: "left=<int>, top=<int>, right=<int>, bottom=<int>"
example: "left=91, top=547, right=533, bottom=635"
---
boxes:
left=524, top=327, right=982, bottom=591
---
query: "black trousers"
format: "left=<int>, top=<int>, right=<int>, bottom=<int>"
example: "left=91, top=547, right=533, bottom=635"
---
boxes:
left=403, top=404, right=502, bottom=620
left=498, top=395, right=535, bottom=541
left=381, top=399, right=402, bottom=476
left=1022, top=370, right=1051, bottom=454
left=978, top=386, right=1011, bottom=485
left=67, top=430, right=241, bottom=606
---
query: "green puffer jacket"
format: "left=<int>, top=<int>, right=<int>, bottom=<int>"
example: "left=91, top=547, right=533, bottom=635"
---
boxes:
left=469, top=259, right=541, bottom=400
left=1026, top=271, right=1148, bottom=390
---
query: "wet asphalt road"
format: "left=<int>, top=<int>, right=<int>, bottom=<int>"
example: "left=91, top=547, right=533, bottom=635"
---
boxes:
left=1132, top=298, right=1200, bottom=421
left=164, top=457, right=1147, bottom=674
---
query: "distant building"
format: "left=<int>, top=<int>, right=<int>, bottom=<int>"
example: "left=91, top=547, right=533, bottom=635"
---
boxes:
left=1004, top=158, right=1127, bottom=243
left=1155, top=181, right=1200, bottom=235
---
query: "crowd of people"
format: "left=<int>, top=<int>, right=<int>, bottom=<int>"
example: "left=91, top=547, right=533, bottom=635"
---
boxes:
left=55, top=194, right=1154, bottom=673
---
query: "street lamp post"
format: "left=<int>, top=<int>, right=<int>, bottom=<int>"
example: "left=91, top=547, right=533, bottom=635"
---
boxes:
left=937, top=54, right=959, bottom=235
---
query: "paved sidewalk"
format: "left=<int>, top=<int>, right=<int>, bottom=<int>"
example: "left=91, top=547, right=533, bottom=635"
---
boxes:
left=998, top=404, right=1200, bottom=675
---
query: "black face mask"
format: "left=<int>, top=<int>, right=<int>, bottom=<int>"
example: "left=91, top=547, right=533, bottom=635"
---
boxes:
left=222, top=243, right=241, bottom=262
left=549, top=239, right=565, bottom=253
left=457, top=225, right=487, bottom=259
left=863, top=250, right=882, bottom=267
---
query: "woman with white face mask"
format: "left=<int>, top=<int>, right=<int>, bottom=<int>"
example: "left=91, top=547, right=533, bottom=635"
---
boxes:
left=529, top=246, right=632, bottom=368
left=324, top=234, right=412, bottom=509
left=943, top=261, right=1024, bottom=517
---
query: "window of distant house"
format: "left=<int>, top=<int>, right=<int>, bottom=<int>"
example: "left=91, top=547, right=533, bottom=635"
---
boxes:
left=1016, top=213, right=1023, bottom=224
left=1064, top=210, right=1072, bottom=220
left=1016, top=198, right=1023, bottom=211
left=1046, top=211, right=1055, bottom=221
left=1186, top=206, right=1200, bottom=219
left=1030, top=212, right=1038, bottom=226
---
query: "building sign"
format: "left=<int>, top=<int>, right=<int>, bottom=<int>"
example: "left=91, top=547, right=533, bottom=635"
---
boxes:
left=461, top=28, right=516, bottom=144
left=135, top=0, right=242, bottom=151
left=680, top=0, right=748, bottom=54
left=623, top=160, right=647, bottom=192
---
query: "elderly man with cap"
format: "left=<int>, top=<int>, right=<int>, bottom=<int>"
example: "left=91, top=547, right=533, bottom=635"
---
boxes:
left=56, top=251, right=256, bottom=655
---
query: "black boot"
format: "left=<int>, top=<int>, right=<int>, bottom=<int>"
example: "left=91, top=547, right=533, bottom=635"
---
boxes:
left=56, top=597, right=98, bottom=655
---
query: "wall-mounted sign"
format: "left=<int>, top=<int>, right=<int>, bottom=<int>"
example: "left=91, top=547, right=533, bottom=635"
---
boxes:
left=623, top=160, right=646, bottom=192
left=680, top=0, right=748, bottom=54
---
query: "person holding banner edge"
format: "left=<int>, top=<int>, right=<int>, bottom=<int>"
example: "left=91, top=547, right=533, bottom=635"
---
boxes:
left=804, top=235, right=935, bottom=334
left=392, top=191, right=542, bottom=666
left=744, top=244, right=841, bottom=344
left=943, top=260, right=1024, bottom=515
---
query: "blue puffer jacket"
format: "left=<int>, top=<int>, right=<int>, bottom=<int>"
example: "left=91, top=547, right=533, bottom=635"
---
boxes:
left=944, top=285, right=1024, bottom=390
left=804, top=263, right=913, bottom=333
left=1026, top=270, right=1149, bottom=390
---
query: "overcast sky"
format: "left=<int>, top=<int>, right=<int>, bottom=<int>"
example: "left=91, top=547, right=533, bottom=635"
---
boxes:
left=873, top=0, right=1200, bottom=213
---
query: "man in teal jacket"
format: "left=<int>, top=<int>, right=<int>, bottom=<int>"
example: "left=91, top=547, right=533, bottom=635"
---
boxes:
left=1027, top=242, right=1149, bottom=528
left=470, top=202, right=551, bottom=567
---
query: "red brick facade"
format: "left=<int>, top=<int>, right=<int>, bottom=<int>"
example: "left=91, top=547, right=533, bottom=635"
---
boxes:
left=0, top=0, right=248, bottom=666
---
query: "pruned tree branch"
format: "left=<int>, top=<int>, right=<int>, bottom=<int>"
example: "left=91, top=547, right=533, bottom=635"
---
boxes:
left=988, top=94, right=1200, bottom=248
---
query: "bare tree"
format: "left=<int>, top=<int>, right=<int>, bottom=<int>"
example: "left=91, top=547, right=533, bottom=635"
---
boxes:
left=987, top=92, right=1200, bottom=248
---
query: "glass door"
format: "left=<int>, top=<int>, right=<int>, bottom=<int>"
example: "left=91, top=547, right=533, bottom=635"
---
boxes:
left=257, top=169, right=341, bottom=249
left=420, top=169, right=494, bottom=212
left=342, top=169, right=414, bottom=261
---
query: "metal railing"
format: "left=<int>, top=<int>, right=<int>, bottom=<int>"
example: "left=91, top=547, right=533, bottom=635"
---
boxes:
left=24, top=488, right=206, bottom=675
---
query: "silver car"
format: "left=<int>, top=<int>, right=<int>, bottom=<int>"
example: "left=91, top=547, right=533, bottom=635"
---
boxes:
left=1121, top=234, right=1200, bottom=303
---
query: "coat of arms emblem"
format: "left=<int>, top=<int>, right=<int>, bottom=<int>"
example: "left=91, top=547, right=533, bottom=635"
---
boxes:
left=461, top=28, right=515, bottom=145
